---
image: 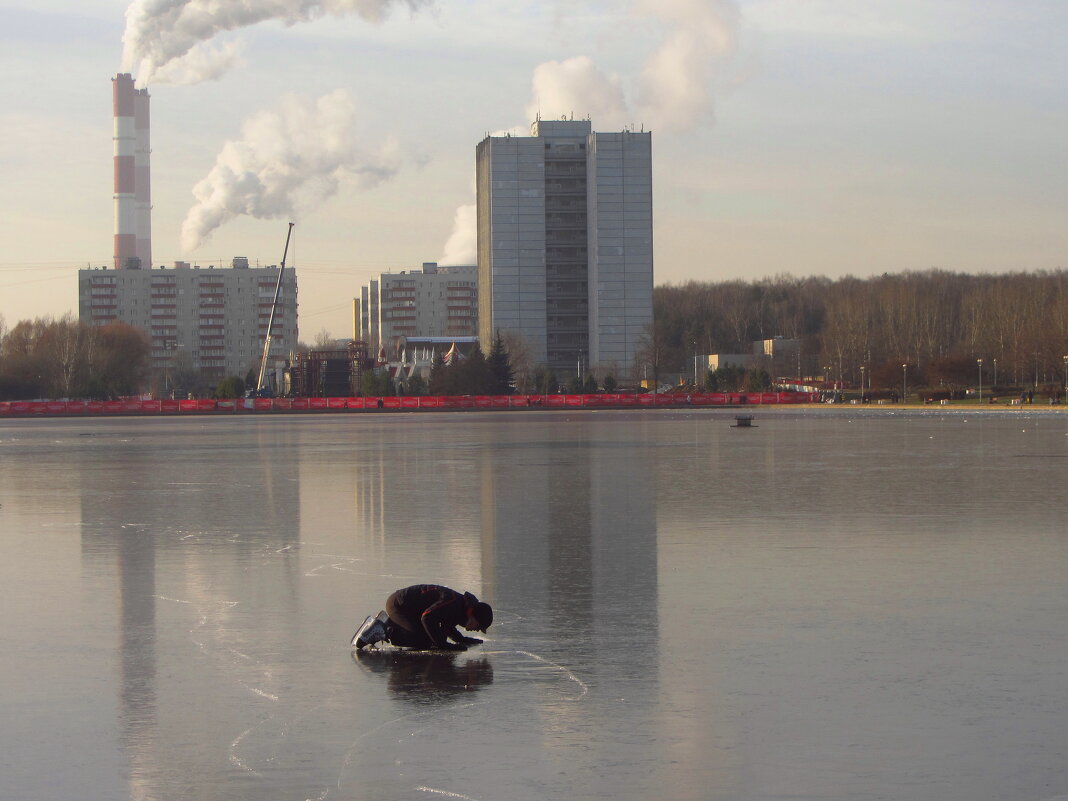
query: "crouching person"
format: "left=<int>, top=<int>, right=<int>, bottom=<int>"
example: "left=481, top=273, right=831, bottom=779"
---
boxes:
left=353, top=584, right=493, bottom=651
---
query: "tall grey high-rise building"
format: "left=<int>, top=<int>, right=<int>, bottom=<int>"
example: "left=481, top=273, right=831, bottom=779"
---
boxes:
left=476, top=120, right=653, bottom=378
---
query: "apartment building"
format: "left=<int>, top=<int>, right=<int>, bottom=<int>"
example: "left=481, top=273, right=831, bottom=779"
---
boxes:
left=355, top=263, right=477, bottom=355
left=78, top=258, right=298, bottom=381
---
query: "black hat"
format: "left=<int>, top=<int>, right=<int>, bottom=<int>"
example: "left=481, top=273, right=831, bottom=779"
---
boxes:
left=470, top=601, right=493, bottom=632
left=462, top=592, right=493, bottom=632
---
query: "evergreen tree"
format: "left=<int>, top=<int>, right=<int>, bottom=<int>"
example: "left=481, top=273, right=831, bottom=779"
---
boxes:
left=361, top=369, right=395, bottom=397
left=359, top=370, right=374, bottom=397
left=745, top=367, right=772, bottom=392
left=459, top=347, right=493, bottom=394
left=428, top=351, right=450, bottom=395
left=713, top=365, right=746, bottom=392
left=487, top=331, right=515, bottom=394
left=406, top=372, right=427, bottom=396
left=214, top=375, right=245, bottom=398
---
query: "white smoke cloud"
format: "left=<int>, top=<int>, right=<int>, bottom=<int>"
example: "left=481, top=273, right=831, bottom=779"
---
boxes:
left=525, top=0, right=739, bottom=133
left=438, top=203, right=476, bottom=265
left=143, top=40, right=245, bottom=85
left=526, top=56, right=629, bottom=130
left=635, top=0, right=739, bottom=131
left=180, top=89, right=401, bottom=251
left=455, top=2, right=739, bottom=266
left=122, top=0, right=432, bottom=84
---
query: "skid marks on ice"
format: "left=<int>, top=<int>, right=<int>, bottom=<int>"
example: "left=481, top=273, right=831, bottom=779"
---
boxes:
left=155, top=593, right=278, bottom=703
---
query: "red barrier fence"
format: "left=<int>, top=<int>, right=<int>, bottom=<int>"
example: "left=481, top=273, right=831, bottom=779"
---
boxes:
left=1, top=392, right=820, bottom=417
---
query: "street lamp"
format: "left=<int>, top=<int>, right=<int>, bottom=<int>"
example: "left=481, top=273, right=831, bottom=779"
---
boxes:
left=1062, top=355, right=1067, bottom=404
left=860, top=365, right=865, bottom=401
left=993, top=358, right=997, bottom=389
left=902, top=363, right=907, bottom=404
left=977, top=358, right=983, bottom=404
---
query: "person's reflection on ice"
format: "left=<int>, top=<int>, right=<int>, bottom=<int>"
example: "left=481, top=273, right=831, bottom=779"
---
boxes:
left=353, top=651, right=494, bottom=706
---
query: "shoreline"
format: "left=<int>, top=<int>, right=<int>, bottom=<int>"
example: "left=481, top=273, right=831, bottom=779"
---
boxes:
left=2, top=400, right=1066, bottom=420
left=801, top=401, right=1066, bottom=413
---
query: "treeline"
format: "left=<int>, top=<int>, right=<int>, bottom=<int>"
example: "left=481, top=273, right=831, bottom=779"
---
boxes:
left=8, top=269, right=1067, bottom=401
left=0, top=315, right=152, bottom=400
left=652, top=269, right=1068, bottom=390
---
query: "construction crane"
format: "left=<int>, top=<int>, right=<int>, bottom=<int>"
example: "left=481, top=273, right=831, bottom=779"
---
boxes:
left=255, top=222, right=295, bottom=395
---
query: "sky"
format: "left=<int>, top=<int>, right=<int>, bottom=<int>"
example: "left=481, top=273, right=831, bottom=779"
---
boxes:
left=0, top=0, right=1065, bottom=340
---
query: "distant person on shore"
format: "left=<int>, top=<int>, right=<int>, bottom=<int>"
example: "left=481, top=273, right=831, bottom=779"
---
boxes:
left=352, top=584, right=493, bottom=651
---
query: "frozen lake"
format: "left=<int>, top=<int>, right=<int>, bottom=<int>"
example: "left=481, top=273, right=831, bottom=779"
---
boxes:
left=2, top=409, right=1068, bottom=801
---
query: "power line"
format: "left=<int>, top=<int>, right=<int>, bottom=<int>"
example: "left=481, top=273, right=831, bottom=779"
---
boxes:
left=0, top=273, right=74, bottom=289
left=0, top=267, right=98, bottom=275
left=300, top=301, right=353, bottom=318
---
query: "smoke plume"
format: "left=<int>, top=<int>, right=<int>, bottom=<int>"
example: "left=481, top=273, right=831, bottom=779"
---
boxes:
left=438, top=203, right=476, bottom=265
left=180, top=90, right=400, bottom=251
left=122, top=0, right=432, bottom=84
left=635, top=0, right=739, bottom=131
left=526, top=0, right=738, bottom=133
left=526, top=56, right=629, bottom=130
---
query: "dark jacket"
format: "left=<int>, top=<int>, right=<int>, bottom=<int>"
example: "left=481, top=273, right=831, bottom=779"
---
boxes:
left=389, top=584, right=473, bottom=648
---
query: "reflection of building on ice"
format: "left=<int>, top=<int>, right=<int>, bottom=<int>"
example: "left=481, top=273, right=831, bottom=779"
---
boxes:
left=79, top=435, right=301, bottom=799
left=474, top=418, right=659, bottom=795
left=348, top=421, right=486, bottom=582
left=479, top=426, right=656, bottom=633
left=478, top=421, right=657, bottom=636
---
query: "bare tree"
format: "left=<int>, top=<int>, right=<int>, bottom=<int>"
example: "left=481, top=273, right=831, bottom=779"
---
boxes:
left=634, top=323, right=666, bottom=390
left=92, top=322, right=152, bottom=397
left=313, top=328, right=337, bottom=350
left=819, top=277, right=873, bottom=386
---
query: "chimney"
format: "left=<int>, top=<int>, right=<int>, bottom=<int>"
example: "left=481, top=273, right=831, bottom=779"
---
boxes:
left=113, top=74, right=151, bottom=269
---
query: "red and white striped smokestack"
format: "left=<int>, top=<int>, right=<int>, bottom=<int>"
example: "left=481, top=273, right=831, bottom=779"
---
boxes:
left=113, top=73, right=150, bottom=269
